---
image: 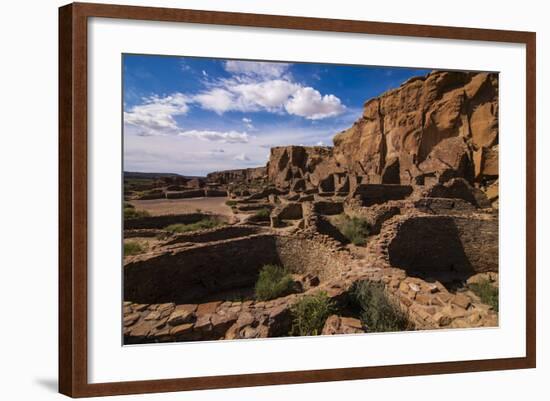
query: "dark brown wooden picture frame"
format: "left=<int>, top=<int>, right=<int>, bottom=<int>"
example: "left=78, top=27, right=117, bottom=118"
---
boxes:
left=59, top=2, right=536, bottom=397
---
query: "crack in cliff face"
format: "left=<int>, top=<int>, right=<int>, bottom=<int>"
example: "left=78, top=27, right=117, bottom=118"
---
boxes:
left=378, top=100, right=388, bottom=176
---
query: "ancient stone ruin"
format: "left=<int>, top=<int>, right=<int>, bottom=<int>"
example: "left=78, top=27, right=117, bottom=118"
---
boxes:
left=123, top=71, right=499, bottom=344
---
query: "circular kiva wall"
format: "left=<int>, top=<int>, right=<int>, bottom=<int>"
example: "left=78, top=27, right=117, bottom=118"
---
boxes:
left=124, top=234, right=346, bottom=305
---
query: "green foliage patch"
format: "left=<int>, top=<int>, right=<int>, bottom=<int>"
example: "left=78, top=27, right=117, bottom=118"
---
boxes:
left=255, top=264, right=295, bottom=301
left=290, top=292, right=335, bottom=336
left=351, top=281, right=411, bottom=332
left=124, top=241, right=147, bottom=256
left=124, top=207, right=150, bottom=220
left=333, top=214, right=371, bottom=245
left=469, top=279, right=499, bottom=311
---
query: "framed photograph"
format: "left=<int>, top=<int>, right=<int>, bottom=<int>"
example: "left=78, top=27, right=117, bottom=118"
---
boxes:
left=59, top=2, right=536, bottom=397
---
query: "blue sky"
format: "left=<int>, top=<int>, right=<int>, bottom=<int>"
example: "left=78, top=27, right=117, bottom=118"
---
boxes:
left=123, top=54, right=430, bottom=176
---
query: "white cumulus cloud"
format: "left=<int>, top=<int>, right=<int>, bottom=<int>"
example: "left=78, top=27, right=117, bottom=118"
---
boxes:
left=179, top=130, right=250, bottom=144
left=224, top=60, right=290, bottom=79
left=192, top=75, right=344, bottom=119
left=124, top=93, right=190, bottom=136
left=285, top=87, right=345, bottom=120
left=193, top=88, right=234, bottom=115
left=234, top=153, right=251, bottom=161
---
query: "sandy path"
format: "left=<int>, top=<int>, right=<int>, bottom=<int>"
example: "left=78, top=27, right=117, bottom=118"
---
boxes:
left=130, top=197, right=233, bottom=217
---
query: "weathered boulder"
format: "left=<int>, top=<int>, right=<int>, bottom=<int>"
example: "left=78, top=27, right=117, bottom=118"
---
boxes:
left=417, top=136, right=473, bottom=183
left=485, top=179, right=499, bottom=208
left=474, top=145, right=498, bottom=180
left=267, top=146, right=341, bottom=191
left=321, top=315, right=365, bottom=335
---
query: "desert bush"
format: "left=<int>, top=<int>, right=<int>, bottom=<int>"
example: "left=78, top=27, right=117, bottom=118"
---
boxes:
left=255, top=264, right=295, bottom=301
left=350, top=281, right=411, bottom=332
left=124, top=207, right=150, bottom=220
left=164, top=218, right=222, bottom=233
left=290, top=292, right=335, bottom=336
left=469, top=279, right=499, bottom=311
left=333, top=214, right=371, bottom=245
left=124, top=241, right=147, bottom=256
left=254, top=208, right=271, bottom=220
left=225, top=200, right=238, bottom=207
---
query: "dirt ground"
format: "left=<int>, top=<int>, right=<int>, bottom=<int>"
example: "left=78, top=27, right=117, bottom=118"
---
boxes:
left=129, top=197, right=233, bottom=217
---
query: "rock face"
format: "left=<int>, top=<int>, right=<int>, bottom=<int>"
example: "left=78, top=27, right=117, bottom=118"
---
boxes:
left=266, top=146, right=341, bottom=191
left=333, top=71, right=498, bottom=187
left=261, top=71, right=498, bottom=202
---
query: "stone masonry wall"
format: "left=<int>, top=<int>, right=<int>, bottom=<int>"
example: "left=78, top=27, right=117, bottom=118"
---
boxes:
left=164, top=225, right=263, bottom=245
left=124, top=213, right=207, bottom=230
left=385, top=215, right=498, bottom=275
left=124, top=233, right=349, bottom=305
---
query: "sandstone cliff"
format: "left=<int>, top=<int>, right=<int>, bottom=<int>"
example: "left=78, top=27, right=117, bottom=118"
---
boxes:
left=207, top=71, right=498, bottom=202
left=266, top=146, right=342, bottom=191
left=333, top=71, right=498, bottom=187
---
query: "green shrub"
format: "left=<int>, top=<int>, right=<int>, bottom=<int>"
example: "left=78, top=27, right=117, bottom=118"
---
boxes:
left=351, top=281, right=411, bottom=332
left=335, top=215, right=371, bottom=245
left=164, top=218, right=222, bottom=234
left=225, top=200, right=238, bottom=207
left=290, top=292, right=335, bottom=336
left=255, top=265, right=295, bottom=301
left=124, top=241, right=146, bottom=256
left=254, top=208, right=271, bottom=220
left=124, top=207, right=150, bottom=220
left=469, top=279, right=499, bottom=311
left=123, top=202, right=135, bottom=209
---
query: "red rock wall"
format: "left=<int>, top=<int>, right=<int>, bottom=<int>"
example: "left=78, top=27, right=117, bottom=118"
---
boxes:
left=333, top=71, right=498, bottom=186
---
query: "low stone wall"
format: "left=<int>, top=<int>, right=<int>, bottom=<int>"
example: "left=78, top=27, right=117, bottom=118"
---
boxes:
left=413, top=197, right=476, bottom=215
left=165, top=189, right=205, bottom=199
left=124, top=233, right=347, bottom=305
left=125, top=235, right=280, bottom=304
left=421, top=178, right=491, bottom=208
left=125, top=229, right=164, bottom=238
left=124, top=213, right=207, bottom=230
left=351, top=184, right=413, bottom=206
left=270, top=202, right=303, bottom=227
left=385, top=215, right=498, bottom=275
left=453, top=216, right=498, bottom=273
left=164, top=225, right=264, bottom=245
left=343, top=201, right=401, bottom=234
left=312, top=200, right=344, bottom=215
